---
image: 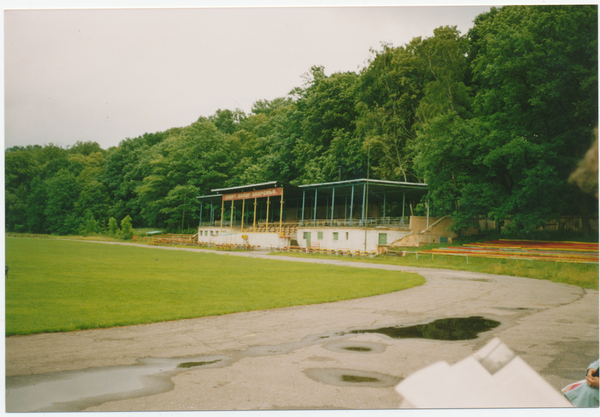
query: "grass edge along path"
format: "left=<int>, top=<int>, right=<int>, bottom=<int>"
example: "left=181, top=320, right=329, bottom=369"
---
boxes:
left=423, top=239, right=599, bottom=263
left=270, top=250, right=599, bottom=290
left=5, top=237, right=425, bottom=336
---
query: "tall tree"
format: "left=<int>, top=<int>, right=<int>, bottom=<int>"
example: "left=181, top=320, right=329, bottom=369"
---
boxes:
left=102, top=131, right=170, bottom=226
left=135, top=120, right=235, bottom=229
left=415, top=6, right=598, bottom=233
left=469, top=5, right=598, bottom=233
left=5, top=149, right=41, bottom=231
left=291, top=66, right=363, bottom=184
left=414, top=26, right=471, bottom=125
left=356, top=41, right=424, bottom=182
left=228, top=98, right=301, bottom=186
left=26, top=177, right=48, bottom=233
left=44, top=169, right=80, bottom=234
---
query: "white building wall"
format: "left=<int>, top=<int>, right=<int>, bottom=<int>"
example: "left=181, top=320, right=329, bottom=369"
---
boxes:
left=197, top=227, right=290, bottom=249
left=297, top=227, right=412, bottom=252
left=198, top=226, right=411, bottom=252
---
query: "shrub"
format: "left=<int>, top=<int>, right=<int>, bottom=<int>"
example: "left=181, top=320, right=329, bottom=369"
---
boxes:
left=108, top=217, right=119, bottom=236
left=120, top=215, right=133, bottom=240
left=81, top=210, right=99, bottom=235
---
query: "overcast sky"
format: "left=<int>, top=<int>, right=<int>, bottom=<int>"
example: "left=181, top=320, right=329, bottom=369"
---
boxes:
left=4, top=3, right=497, bottom=150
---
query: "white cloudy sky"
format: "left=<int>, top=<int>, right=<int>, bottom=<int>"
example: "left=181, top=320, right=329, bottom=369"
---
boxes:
left=3, top=2, right=500, bottom=150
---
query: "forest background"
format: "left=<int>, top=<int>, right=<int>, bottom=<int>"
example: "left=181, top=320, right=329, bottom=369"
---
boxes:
left=5, top=6, right=599, bottom=237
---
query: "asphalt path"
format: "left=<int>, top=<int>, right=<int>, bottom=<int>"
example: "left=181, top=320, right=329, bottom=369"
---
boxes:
left=5, top=242, right=599, bottom=411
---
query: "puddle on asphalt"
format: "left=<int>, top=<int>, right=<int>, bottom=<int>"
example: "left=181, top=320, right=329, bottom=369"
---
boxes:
left=304, top=368, right=401, bottom=387
left=342, top=316, right=500, bottom=341
left=7, top=316, right=500, bottom=412
left=6, top=355, right=230, bottom=412
left=342, top=374, right=379, bottom=383
left=323, top=341, right=386, bottom=354
left=178, top=359, right=222, bottom=368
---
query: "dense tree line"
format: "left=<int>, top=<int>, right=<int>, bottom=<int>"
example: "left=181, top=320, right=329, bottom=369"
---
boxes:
left=5, top=6, right=598, bottom=236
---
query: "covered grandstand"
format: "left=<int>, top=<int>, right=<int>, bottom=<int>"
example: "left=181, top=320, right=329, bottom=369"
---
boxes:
left=195, top=179, right=447, bottom=252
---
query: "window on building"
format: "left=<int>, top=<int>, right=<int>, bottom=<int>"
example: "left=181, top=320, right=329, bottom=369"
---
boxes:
left=205, top=231, right=208, bottom=236
left=346, top=232, right=349, bottom=240
left=333, top=232, right=338, bottom=241
left=318, top=232, right=323, bottom=240
left=303, top=232, right=309, bottom=240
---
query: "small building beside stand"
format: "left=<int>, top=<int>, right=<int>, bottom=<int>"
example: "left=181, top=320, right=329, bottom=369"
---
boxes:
left=196, top=179, right=457, bottom=253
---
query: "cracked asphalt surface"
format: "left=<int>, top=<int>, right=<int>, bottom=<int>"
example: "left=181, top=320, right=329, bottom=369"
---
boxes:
left=5, top=243, right=599, bottom=411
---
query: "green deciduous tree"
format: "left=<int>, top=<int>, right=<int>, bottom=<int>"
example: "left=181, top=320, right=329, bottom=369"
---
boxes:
left=134, top=120, right=236, bottom=229
left=291, top=67, right=364, bottom=184
left=74, top=180, right=111, bottom=224
left=228, top=98, right=300, bottom=186
left=208, top=108, right=246, bottom=134
left=102, top=131, right=170, bottom=226
left=5, top=149, right=41, bottom=231
left=120, top=215, right=133, bottom=239
left=43, top=169, right=80, bottom=234
left=356, top=41, right=423, bottom=181
left=468, top=5, right=598, bottom=233
left=108, top=217, right=119, bottom=236
left=26, top=177, right=48, bottom=233
left=415, top=6, right=598, bottom=234
left=5, top=7, right=597, bottom=238
left=414, top=26, right=472, bottom=125
left=159, top=184, right=200, bottom=232
left=82, top=209, right=100, bottom=235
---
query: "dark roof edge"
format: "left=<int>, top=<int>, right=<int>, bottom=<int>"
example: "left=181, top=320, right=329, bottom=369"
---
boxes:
left=298, top=179, right=428, bottom=188
left=211, top=181, right=279, bottom=193
left=196, top=193, right=223, bottom=199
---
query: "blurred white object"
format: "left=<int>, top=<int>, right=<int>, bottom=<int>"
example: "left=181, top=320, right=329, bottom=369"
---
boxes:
left=395, top=338, right=573, bottom=408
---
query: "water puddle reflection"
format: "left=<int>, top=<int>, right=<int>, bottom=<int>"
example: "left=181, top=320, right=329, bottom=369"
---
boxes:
left=342, top=316, right=500, bottom=341
left=6, top=355, right=229, bottom=412
left=178, top=359, right=222, bottom=368
left=7, top=316, right=500, bottom=411
left=304, top=368, right=400, bottom=387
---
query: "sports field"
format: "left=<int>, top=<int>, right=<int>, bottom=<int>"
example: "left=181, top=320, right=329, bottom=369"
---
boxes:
left=5, top=237, right=424, bottom=336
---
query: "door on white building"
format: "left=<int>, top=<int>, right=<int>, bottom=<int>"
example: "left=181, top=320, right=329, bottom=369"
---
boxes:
left=304, top=231, right=311, bottom=247
left=378, top=233, right=387, bottom=245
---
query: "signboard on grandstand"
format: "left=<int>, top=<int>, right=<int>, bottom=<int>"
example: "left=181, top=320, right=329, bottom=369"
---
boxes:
left=222, top=187, right=283, bottom=201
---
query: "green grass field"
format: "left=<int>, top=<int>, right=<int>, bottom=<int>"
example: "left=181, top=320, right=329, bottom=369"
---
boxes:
left=272, top=251, right=599, bottom=290
left=5, top=237, right=425, bottom=336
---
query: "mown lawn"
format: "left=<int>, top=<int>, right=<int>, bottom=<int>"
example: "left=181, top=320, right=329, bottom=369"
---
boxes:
left=272, top=250, right=599, bottom=290
left=5, top=237, right=425, bottom=336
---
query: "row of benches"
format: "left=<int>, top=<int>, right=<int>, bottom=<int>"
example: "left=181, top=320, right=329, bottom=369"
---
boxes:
left=275, top=246, right=378, bottom=257
left=144, top=237, right=198, bottom=246
left=212, top=243, right=261, bottom=251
